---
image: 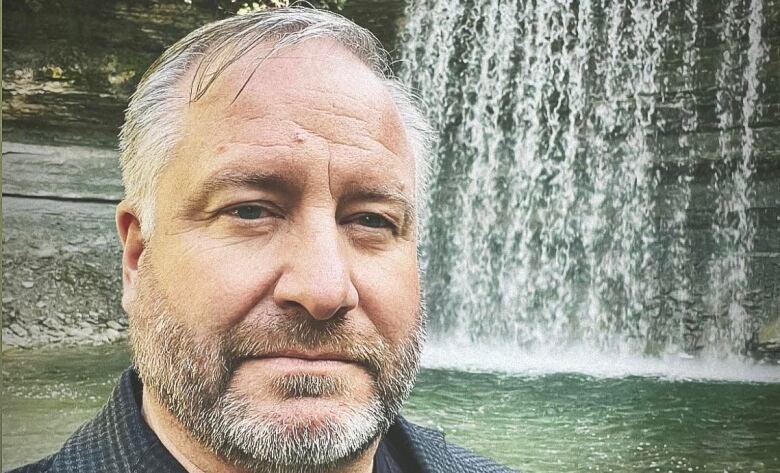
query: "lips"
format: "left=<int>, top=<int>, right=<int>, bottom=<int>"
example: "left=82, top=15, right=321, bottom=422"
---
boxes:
left=258, top=351, right=358, bottom=363
left=241, top=353, right=362, bottom=376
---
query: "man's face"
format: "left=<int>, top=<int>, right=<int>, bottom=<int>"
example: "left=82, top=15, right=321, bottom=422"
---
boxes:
left=125, top=40, right=423, bottom=471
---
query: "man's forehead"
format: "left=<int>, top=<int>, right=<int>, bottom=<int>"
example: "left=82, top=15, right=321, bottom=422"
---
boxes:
left=171, top=38, right=413, bottom=178
left=186, top=38, right=392, bottom=112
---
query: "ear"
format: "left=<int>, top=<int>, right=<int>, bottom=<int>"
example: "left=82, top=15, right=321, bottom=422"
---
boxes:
left=116, top=200, right=145, bottom=311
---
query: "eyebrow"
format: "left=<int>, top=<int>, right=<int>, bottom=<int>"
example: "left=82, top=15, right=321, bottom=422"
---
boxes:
left=182, top=168, right=416, bottom=228
left=183, top=168, right=299, bottom=212
left=340, top=183, right=417, bottom=229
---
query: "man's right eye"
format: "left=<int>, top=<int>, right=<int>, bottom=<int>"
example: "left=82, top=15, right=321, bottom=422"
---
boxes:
left=228, top=205, right=269, bottom=220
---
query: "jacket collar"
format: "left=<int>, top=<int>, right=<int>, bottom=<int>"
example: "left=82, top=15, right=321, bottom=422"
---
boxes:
left=48, top=368, right=184, bottom=472
left=45, top=368, right=462, bottom=473
left=393, top=416, right=464, bottom=473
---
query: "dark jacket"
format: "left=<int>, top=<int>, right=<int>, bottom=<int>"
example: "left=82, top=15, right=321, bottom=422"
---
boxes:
left=8, top=369, right=514, bottom=473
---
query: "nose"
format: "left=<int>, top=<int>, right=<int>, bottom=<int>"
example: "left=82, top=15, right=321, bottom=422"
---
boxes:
left=273, top=222, right=359, bottom=321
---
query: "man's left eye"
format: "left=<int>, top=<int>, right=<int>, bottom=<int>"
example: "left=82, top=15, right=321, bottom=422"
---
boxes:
left=229, top=205, right=269, bottom=220
left=355, top=214, right=393, bottom=229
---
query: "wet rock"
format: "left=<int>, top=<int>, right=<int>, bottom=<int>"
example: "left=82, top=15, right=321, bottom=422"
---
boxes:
left=9, top=323, right=28, bottom=337
left=42, top=317, right=64, bottom=330
left=102, top=328, right=122, bottom=342
left=49, top=330, right=65, bottom=339
left=87, top=310, right=101, bottom=323
left=78, top=321, right=95, bottom=333
left=2, top=331, right=31, bottom=348
left=758, top=318, right=780, bottom=351
left=32, top=244, right=57, bottom=259
left=106, top=320, right=124, bottom=330
left=66, top=326, right=94, bottom=338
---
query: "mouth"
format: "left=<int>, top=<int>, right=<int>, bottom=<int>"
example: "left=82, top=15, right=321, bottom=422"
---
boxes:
left=239, top=351, right=364, bottom=374
left=259, top=351, right=358, bottom=363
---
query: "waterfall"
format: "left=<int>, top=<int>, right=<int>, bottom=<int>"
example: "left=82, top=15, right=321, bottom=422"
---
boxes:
left=399, top=0, right=773, bottom=357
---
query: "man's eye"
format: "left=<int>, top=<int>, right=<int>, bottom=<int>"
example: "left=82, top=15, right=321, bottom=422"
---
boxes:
left=229, top=205, right=269, bottom=220
left=355, top=214, right=393, bottom=229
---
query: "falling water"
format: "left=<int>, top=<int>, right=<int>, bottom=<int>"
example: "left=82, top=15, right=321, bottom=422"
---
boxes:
left=400, top=0, right=775, bottom=357
left=704, top=0, right=766, bottom=354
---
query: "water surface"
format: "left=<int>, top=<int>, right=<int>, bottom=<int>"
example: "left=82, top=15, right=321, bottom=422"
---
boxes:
left=3, top=344, right=779, bottom=472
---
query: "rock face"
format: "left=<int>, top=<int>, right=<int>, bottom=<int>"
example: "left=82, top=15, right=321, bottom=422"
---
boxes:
left=2, top=192, right=128, bottom=348
left=756, top=318, right=780, bottom=360
left=2, top=1, right=217, bottom=147
left=2, top=0, right=407, bottom=148
left=2, top=141, right=127, bottom=348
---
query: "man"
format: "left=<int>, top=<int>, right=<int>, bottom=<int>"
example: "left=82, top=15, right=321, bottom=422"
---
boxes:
left=11, top=8, right=512, bottom=473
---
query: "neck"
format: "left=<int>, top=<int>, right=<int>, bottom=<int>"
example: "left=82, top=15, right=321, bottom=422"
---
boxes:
left=141, top=386, right=378, bottom=473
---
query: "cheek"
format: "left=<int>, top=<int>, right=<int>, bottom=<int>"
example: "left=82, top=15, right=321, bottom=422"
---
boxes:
left=151, top=234, right=280, bottom=334
left=354, top=249, right=420, bottom=343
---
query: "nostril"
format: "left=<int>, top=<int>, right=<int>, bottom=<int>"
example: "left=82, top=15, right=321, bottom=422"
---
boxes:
left=272, top=232, right=359, bottom=321
left=273, top=273, right=358, bottom=321
left=330, top=306, right=351, bottom=321
left=276, top=299, right=307, bottom=313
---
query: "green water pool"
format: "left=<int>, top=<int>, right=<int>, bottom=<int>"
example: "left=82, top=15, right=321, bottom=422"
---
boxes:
left=3, top=344, right=779, bottom=472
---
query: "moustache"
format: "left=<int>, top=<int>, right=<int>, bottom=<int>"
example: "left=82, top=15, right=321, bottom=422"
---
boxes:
left=223, top=311, right=389, bottom=378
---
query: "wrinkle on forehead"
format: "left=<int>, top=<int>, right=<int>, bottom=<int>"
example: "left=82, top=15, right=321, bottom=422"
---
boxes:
left=188, top=40, right=404, bottom=129
left=202, top=115, right=399, bottom=162
left=175, top=38, right=415, bottom=192
left=188, top=39, right=381, bottom=105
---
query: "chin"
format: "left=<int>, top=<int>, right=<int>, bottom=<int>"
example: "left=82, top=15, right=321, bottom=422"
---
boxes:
left=205, top=369, right=381, bottom=446
left=203, top=388, right=385, bottom=472
left=231, top=362, right=374, bottom=403
left=261, top=401, right=377, bottom=438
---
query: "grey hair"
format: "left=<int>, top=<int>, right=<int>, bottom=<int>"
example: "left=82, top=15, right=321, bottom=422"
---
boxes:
left=119, top=7, right=434, bottom=238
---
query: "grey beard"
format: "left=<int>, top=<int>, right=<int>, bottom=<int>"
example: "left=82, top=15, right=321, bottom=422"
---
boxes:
left=271, top=373, right=350, bottom=399
left=201, top=387, right=386, bottom=473
left=130, top=264, right=424, bottom=473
